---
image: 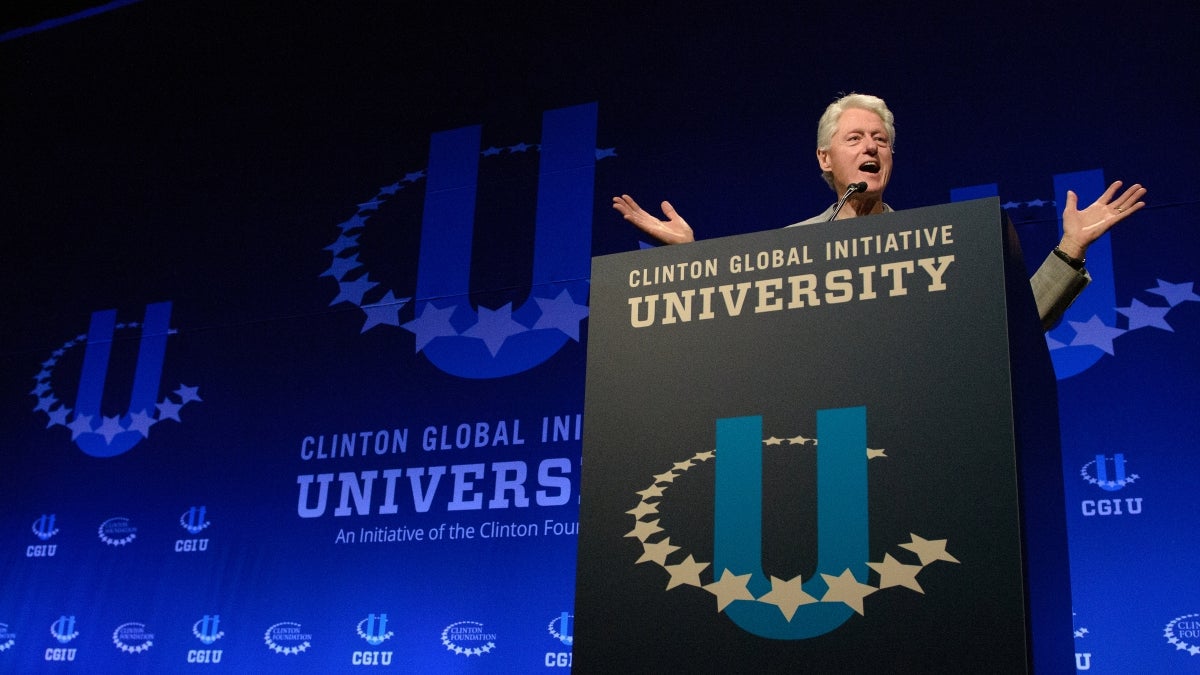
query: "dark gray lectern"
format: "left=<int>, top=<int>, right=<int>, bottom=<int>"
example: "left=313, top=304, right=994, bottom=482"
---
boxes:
left=575, top=198, right=1072, bottom=672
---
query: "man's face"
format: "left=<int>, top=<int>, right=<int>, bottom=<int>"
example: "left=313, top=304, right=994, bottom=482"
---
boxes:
left=816, top=107, right=893, bottom=196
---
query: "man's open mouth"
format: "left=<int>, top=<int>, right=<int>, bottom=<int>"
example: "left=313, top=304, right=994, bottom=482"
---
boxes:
left=859, top=161, right=880, bottom=173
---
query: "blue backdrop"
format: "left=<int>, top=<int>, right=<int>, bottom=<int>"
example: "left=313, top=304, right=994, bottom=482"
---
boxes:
left=2, top=2, right=1197, bottom=672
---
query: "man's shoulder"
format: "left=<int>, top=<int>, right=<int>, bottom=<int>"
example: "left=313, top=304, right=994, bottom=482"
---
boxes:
left=786, top=205, right=837, bottom=227
left=784, top=203, right=893, bottom=228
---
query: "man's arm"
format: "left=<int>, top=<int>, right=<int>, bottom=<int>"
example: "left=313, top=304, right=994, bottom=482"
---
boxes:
left=1034, top=180, right=1146, bottom=329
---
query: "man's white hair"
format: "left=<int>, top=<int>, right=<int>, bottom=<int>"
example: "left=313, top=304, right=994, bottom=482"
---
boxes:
left=816, top=93, right=895, bottom=189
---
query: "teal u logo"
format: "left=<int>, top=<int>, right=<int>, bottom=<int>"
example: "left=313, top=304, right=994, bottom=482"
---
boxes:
left=714, top=407, right=868, bottom=639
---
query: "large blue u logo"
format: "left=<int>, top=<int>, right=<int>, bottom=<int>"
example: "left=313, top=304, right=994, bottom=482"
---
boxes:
left=413, top=103, right=596, bottom=378
left=73, top=302, right=172, bottom=457
left=714, top=407, right=868, bottom=639
left=951, top=169, right=1116, bottom=380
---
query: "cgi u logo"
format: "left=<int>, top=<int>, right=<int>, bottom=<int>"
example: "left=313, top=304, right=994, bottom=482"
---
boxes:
left=714, top=407, right=867, bottom=639
left=1094, top=453, right=1128, bottom=492
left=180, top=506, right=210, bottom=534
left=553, top=612, right=573, bottom=646
left=413, top=103, right=596, bottom=379
left=32, top=514, right=59, bottom=540
left=952, top=169, right=1116, bottom=380
left=51, top=616, right=78, bottom=643
left=74, top=302, right=173, bottom=457
left=360, top=613, right=390, bottom=645
left=195, top=615, right=223, bottom=644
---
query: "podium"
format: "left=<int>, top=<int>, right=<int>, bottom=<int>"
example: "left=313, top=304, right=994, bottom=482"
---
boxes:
left=575, top=198, right=1072, bottom=672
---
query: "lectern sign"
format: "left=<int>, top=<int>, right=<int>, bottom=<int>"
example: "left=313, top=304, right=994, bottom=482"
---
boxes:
left=576, top=199, right=1071, bottom=672
left=624, top=227, right=955, bottom=329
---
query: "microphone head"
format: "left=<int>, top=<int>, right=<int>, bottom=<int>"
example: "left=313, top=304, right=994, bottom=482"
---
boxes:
left=851, top=181, right=868, bottom=192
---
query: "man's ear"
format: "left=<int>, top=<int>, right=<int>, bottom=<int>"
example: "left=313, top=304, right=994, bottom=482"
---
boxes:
left=816, top=148, right=831, bottom=172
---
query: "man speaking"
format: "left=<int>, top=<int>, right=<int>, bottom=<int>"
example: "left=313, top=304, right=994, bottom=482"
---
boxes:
left=613, top=92, right=1146, bottom=329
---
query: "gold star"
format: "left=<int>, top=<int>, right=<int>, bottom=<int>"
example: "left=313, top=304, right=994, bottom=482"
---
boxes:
left=900, top=534, right=960, bottom=566
left=866, top=448, right=887, bottom=459
left=664, top=554, right=709, bottom=590
left=672, top=459, right=694, bottom=472
left=757, top=575, right=817, bottom=621
left=704, top=569, right=755, bottom=612
left=694, top=450, right=715, bottom=461
left=764, top=436, right=784, bottom=446
left=636, top=537, right=680, bottom=565
left=626, top=501, right=659, bottom=519
left=653, top=470, right=679, bottom=484
left=787, top=435, right=812, bottom=445
left=819, top=568, right=876, bottom=615
left=625, top=518, right=663, bottom=542
left=637, top=484, right=666, bottom=499
left=868, top=553, right=925, bottom=593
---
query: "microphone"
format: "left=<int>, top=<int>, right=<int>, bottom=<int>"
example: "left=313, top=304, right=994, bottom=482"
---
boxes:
left=827, top=181, right=868, bottom=222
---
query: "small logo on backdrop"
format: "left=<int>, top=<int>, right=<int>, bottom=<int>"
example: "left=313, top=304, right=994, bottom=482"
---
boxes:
left=544, top=612, right=573, bottom=668
left=98, top=517, right=138, bottom=546
left=175, top=506, right=212, bottom=553
left=187, top=615, right=224, bottom=664
left=50, top=615, right=79, bottom=644
left=32, top=513, right=59, bottom=540
left=1079, top=453, right=1139, bottom=491
left=319, top=103, right=602, bottom=379
left=0, top=622, right=15, bottom=652
left=352, top=613, right=394, bottom=666
left=263, top=622, right=312, bottom=655
left=1079, top=454, right=1143, bottom=517
left=180, top=506, right=211, bottom=535
left=1164, top=613, right=1200, bottom=657
left=193, top=615, right=224, bottom=645
left=45, top=616, right=79, bottom=662
left=547, top=612, right=572, bottom=647
left=356, top=613, right=393, bottom=646
left=441, top=620, right=496, bottom=657
left=28, top=302, right=203, bottom=457
left=112, top=622, right=154, bottom=654
left=627, top=409, right=959, bottom=640
left=27, top=514, right=59, bottom=558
